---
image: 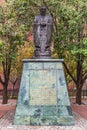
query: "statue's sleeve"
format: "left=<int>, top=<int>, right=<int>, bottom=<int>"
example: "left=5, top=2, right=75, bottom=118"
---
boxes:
left=33, top=16, right=40, bottom=47
left=47, top=16, right=53, bottom=46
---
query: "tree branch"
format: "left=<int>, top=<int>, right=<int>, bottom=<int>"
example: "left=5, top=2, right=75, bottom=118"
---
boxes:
left=10, top=77, right=18, bottom=86
left=0, top=75, right=4, bottom=85
left=82, top=74, right=87, bottom=86
left=7, top=59, right=11, bottom=78
left=63, top=61, right=77, bottom=84
left=2, top=61, right=6, bottom=81
left=83, top=71, right=87, bottom=77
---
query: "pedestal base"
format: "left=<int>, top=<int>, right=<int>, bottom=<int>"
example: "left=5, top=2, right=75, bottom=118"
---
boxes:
left=14, top=59, right=74, bottom=126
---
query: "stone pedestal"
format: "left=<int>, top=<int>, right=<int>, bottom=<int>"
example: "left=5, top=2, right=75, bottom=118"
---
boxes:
left=14, top=59, right=74, bottom=126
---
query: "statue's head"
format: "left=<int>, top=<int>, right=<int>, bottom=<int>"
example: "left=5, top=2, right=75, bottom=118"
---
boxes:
left=40, top=6, right=46, bottom=16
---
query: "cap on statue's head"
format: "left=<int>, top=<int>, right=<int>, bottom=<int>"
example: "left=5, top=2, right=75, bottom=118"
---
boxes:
left=41, top=5, right=46, bottom=10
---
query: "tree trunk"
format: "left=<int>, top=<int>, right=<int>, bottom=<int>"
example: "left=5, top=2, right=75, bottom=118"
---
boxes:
left=2, top=86, right=8, bottom=104
left=76, top=87, right=82, bottom=105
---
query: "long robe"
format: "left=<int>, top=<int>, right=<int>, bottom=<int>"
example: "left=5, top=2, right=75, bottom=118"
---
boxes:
left=33, top=14, right=53, bottom=53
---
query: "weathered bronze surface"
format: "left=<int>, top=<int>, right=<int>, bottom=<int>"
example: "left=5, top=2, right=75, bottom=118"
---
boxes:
left=33, top=6, right=53, bottom=59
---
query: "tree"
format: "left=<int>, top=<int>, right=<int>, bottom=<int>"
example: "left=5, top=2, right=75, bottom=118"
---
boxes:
left=44, top=0, right=87, bottom=104
left=0, top=1, right=30, bottom=104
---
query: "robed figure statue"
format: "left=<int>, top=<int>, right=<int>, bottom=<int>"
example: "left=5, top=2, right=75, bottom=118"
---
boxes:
left=33, top=6, right=53, bottom=58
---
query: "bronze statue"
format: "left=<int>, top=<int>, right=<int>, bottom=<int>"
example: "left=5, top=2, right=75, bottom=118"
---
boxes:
left=33, top=6, right=53, bottom=58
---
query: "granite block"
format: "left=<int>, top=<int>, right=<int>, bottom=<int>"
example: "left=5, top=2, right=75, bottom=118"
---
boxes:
left=30, top=116, right=58, bottom=126
left=14, top=116, right=30, bottom=125
left=14, top=59, right=74, bottom=126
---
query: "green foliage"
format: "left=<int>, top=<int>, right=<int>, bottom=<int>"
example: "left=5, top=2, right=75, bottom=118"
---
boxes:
left=0, top=3, right=26, bottom=63
left=71, top=38, right=87, bottom=56
left=7, top=0, right=42, bottom=30
left=51, top=1, right=87, bottom=82
left=53, top=1, right=87, bottom=56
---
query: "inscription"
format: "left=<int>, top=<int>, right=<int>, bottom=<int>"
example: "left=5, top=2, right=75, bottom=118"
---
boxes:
left=29, top=70, right=57, bottom=105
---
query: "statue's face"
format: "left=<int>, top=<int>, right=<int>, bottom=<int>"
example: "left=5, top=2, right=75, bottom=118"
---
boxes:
left=40, top=6, right=46, bottom=16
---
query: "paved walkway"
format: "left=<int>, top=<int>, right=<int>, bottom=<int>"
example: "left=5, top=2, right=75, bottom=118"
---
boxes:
left=71, top=98, right=87, bottom=120
left=0, top=99, right=87, bottom=130
left=72, top=105, right=87, bottom=120
left=0, top=100, right=16, bottom=119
